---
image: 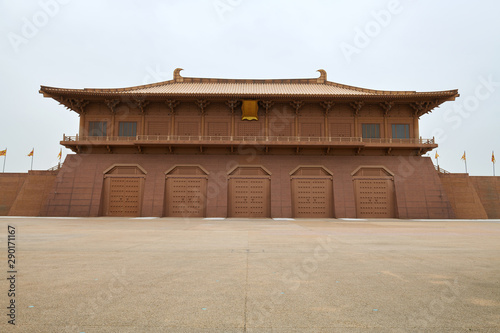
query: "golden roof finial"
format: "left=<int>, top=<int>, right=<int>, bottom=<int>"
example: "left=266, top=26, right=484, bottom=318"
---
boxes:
left=174, top=68, right=184, bottom=82
left=317, top=69, right=327, bottom=83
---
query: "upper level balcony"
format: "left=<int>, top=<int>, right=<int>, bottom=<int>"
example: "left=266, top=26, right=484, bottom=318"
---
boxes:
left=61, top=134, right=437, bottom=155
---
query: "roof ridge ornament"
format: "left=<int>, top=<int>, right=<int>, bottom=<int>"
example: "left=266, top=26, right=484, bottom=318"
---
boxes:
left=317, top=69, right=327, bottom=83
left=174, top=68, right=184, bottom=83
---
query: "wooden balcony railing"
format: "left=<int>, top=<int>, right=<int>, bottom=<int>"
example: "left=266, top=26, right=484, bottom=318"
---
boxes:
left=62, top=134, right=435, bottom=145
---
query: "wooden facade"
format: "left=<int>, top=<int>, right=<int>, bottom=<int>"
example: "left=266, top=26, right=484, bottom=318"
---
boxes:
left=38, top=69, right=461, bottom=218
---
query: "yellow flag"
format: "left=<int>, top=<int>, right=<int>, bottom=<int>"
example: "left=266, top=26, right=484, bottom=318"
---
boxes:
left=241, top=100, right=259, bottom=121
left=461, top=151, right=466, bottom=161
left=493, top=151, right=496, bottom=164
left=57, top=149, right=62, bottom=160
left=435, top=151, right=439, bottom=159
left=28, top=149, right=34, bottom=157
left=0, top=149, right=6, bottom=157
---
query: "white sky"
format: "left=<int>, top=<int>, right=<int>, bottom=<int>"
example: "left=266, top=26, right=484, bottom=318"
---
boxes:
left=0, top=0, right=499, bottom=175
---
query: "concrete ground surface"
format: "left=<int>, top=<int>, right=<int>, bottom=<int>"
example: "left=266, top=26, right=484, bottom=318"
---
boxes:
left=0, top=217, right=499, bottom=333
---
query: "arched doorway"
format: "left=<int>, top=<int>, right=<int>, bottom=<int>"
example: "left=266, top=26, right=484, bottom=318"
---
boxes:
left=228, top=166, right=271, bottom=218
left=164, top=165, right=209, bottom=217
left=101, top=164, right=146, bottom=217
left=290, top=166, right=334, bottom=218
left=352, top=166, right=397, bottom=218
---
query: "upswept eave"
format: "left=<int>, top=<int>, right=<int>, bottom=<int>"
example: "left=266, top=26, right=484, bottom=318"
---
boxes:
left=39, top=68, right=459, bottom=118
left=39, top=68, right=459, bottom=100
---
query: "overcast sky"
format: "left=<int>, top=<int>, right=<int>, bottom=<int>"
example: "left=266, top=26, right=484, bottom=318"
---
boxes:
left=1, top=0, right=499, bottom=175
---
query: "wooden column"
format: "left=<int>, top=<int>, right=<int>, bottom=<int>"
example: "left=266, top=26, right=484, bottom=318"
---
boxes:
left=232, top=110, right=235, bottom=137
left=350, top=102, right=364, bottom=137
left=380, top=102, right=394, bottom=140
left=166, top=100, right=180, bottom=136
left=79, top=113, right=86, bottom=137
left=142, top=114, right=146, bottom=135
left=414, top=116, right=420, bottom=140
left=320, top=101, right=334, bottom=138
left=410, top=101, right=432, bottom=140
left=290, top=101, right=304, bottom=137
left=259, top=101, right=274, bottom=138
left=111, top=113, right=115, bottom=136
left=105, top=100, right=120, bottom=137
left=134, top=99, right=150, bottom=136
left=70, top=99, right=89, bottom=137
left=226, top=100, right=240, bottom=138
left=195, top=100, right=210, bottom=137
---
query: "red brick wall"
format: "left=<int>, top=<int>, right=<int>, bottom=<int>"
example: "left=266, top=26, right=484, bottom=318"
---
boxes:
left=40, top=154, right=454, bottom=219
left=470, top=176, right=500, bottom=219
left=438, top=173, right=488, bottom=219
left=0, top=173, right=27, bottom=216
left=7, top=171, right=58, bottom=216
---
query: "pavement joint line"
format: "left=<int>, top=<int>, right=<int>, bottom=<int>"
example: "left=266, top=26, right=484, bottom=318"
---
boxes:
left=243, top=247, right=249, bottom=332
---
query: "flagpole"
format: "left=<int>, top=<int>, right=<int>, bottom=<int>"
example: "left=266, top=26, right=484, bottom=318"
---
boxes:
left=2, top=148, right=6, bottom=173
left=31, top=148, right=34, bottom=171
left=494, top=151, right=496, bottom=177
left=58, top=148, right=62, bottom=169
left=464, top=152, right=468, bottom=174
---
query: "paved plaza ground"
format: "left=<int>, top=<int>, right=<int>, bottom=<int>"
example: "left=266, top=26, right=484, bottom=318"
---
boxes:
left=0, top=217, right=499, bottom=332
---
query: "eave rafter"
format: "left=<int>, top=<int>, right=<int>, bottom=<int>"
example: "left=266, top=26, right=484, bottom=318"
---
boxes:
left=58, top=97, right=89, bottom=114
left=410, top=100, right=439, bottom=117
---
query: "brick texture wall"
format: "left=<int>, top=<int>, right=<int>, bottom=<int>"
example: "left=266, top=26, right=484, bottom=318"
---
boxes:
left=0, top=173, right=28, bottom=216
left=470, top=176, right=500, bottom=219
left=438, top=173, right=488, bottom=219
left=7, top=171, right=58, bottom=216
left=40, top=154, right=455, bottom=219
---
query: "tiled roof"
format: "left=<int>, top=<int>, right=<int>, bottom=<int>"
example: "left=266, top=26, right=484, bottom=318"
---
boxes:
left=128, top=82, right=372, bottom=96
left=40, top=68, right=459, bottom=100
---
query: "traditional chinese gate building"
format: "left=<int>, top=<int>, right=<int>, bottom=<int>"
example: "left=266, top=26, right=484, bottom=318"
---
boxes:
left=37, top=69, right=460, bottom=218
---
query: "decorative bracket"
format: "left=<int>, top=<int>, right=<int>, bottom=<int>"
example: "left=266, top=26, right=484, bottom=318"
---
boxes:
left=165, top=100, right=180, bottom=115
left=379, top=101, right=394, bottom=117
left=195, top=99, right=210, bottom=115
left=290, top=101, right=304, bottom=115
left=410, top=101, right=435, bottom=117
left=226, top=100, right=241, bottom=114
left=105, top=99, right=120, bottom=113
left=64, top=98, right=89, bottom=114
left=320, top=101, right=335, bottom=115
left=259, top=101, right=274, bottom=115
left=349, top=101, right=364, bottom=117
left=134, top=98, right=150, bottom=114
